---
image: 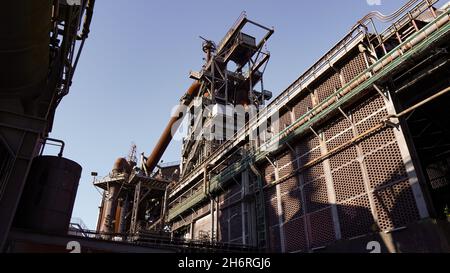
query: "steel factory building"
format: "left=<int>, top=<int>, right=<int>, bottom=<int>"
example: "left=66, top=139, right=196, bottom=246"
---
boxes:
left=1, top=0, right=449, bottom=253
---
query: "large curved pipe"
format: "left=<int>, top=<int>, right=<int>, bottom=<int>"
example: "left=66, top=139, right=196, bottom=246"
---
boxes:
left=145, top=81, right=201, bottom=174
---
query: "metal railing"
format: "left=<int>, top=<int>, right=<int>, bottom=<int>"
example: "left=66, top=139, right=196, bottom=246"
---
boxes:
left=257, top=8, right=450, bottom=157
left=67, top=228, right=257, bottom=252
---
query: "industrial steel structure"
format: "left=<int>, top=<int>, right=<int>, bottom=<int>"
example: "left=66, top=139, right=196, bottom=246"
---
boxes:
left=93, top=0, right=450, bottom=252
left=0, top=0, right=96, bottom=252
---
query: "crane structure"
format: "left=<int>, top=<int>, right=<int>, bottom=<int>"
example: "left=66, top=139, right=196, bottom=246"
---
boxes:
left=180, top=13, right=274, bottom=181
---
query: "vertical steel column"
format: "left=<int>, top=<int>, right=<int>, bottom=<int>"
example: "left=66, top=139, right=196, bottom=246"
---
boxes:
left=190, top=222, right=194, bottom=240
left=248, top=195, right=257, bottom=246
left=215, top=196, right=219, bottom=242
left=160, top=189, right=168, bottom=232
left=348, top=51, right=379, bottom=227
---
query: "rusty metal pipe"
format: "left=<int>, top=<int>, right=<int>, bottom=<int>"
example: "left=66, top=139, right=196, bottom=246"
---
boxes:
left=40, top=137, right=65, bottom=157
left=145, top=81, right=201, bottom=173
left=0, top=1, right=51, bottom=99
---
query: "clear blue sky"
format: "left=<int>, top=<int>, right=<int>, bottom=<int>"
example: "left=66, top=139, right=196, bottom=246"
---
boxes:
left=49, top=0, right=408, bottom=229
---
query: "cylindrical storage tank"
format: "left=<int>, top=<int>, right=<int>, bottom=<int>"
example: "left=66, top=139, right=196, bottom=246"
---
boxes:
left=14, top=156, right=82, bottom=234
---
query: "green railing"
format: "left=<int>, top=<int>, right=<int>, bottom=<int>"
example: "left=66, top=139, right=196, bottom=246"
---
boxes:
left=256, top=10, right=450, bottom=160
